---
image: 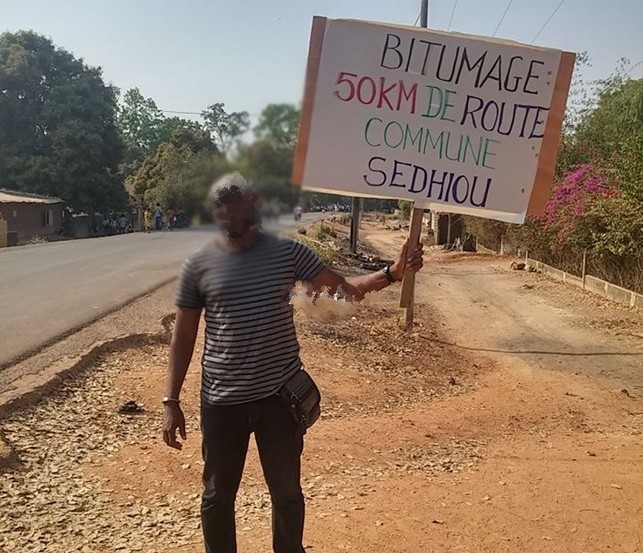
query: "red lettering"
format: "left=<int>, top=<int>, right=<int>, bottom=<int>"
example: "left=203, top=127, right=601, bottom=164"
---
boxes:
left=334, top=71, right=418, bottom=115
left=397, top=81, right=417, bottom=114
left=377, top=77, right=396, bottom=110
left=334, top=71, right=358, bottom=102
left=357, top=76, right=377, bottom=105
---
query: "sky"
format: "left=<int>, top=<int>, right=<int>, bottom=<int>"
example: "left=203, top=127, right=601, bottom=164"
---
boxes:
left=2, top=0, right=642, bottom=125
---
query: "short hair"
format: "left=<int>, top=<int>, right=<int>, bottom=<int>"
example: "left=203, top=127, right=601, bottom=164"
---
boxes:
left=208, top=172, right=256, bottom=206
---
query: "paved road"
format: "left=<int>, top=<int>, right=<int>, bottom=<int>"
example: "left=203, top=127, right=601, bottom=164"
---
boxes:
left=0, top=214, right=328, bottom=368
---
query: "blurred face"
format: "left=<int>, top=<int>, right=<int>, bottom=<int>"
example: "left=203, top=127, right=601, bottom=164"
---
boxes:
left=213, top=191, right=261, bottom=240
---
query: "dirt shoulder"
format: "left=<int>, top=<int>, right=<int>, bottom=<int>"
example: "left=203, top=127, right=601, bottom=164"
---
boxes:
left=0, top=222, right=641, bottom=553
left=363, top=221, right=642, bottom=393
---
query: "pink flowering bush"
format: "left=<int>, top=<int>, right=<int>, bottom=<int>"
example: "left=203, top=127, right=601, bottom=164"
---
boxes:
left=465, top=75, right=643, bottom=291
left=541, top=164, right=615, bottom=250
left=507, top=162, right=642, bottom=292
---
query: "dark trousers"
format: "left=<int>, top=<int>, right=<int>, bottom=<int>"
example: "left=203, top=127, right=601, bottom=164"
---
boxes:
left=201, top=395, right=305, bottom=553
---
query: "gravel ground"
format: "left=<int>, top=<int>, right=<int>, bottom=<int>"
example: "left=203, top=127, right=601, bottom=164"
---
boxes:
left=0, top=297, right=485, bottom=553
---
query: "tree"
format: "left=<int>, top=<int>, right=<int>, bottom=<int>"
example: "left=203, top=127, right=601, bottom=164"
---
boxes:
left=241, top=139, right=293, bottom=179
left=574, top=76, right=643, bottom=200
left=0, top=31, right=125, bottom=212
left=117, top=89, right=207, bottom=163
left=201, top=103, right=249, bottom=155
left=142, top=149, right=229, bottom=217
left=167, top=126, right=217, bottom=155
left=254, top=104, right=300, bottom=146
left=397, top=200, right=411, bottom=219
left=126, top=126, right=222, bottom=214
left=236, top=138, right=300, bottom=205
left=117, top=88, right=164, bottom=162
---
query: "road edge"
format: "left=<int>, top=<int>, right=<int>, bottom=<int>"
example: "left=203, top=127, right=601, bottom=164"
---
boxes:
left=0, top=276, right=178, bottom=371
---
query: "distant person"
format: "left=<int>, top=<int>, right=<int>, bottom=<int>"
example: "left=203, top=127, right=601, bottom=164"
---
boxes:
left=167, top=207, right=176, bottom=231
left=154, top=203, right=163, bottom=231
left=119, top=214, right=129, bottom=234
left=144, top=207, right=152, bottom=233
left=293, top=205, right=303, bottom=223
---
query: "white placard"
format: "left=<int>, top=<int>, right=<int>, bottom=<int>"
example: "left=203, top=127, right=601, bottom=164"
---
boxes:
left=295, top=18, right=571, bottom=224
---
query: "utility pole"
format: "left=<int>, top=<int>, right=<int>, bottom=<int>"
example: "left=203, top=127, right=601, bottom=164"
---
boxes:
left=349, top=196, right=360, bottom=254
left=400, top=0, right=429, bottom=329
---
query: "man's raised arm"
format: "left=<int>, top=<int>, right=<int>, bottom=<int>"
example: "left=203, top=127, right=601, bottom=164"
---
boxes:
left=307, top=240, right=424, bottom=301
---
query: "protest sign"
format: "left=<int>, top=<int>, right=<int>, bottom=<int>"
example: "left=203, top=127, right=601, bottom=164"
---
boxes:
left=293, top=17, right=575, bottom=224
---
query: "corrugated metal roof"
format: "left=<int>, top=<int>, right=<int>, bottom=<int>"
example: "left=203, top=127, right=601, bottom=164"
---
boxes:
left=0, top=189, right=65, bottom=205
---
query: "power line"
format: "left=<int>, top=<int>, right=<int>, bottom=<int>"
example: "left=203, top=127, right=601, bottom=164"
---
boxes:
left=447, top=0, right=458, bottom=30
left=414, top=11, right=421, bottom=26
left=158, top=109, right=261, bottom=117
left=492, top=0, right=514, bottom=37
left=159, top=109, right=202, bottom=116
left=531, top=0, right=567, bottom=43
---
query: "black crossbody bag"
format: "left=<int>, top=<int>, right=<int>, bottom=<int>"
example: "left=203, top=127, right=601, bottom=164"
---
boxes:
left=278, top=369, right=321, bottom=434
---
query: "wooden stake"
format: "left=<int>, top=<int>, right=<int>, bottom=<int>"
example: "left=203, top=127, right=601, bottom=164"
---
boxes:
left=350, top=196, right=360, bottom=254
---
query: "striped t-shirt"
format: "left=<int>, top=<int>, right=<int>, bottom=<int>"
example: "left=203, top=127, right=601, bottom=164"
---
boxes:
left=175, top=233, right=325, bottom=406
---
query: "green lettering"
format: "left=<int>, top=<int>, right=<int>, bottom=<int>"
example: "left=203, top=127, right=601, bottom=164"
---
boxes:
left=403, top=125, right=424, bottom=153
left=364, top=117, right=383, bottom=147
left=482, top=138, right=501, bottom=169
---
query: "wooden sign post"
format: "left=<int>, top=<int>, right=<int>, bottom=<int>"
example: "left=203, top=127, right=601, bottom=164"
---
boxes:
left=400, top=0, right=429, bottom=327
left=292, top=15, right=575, bottom=326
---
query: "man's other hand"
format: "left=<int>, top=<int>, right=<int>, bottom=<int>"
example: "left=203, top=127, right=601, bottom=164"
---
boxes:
left=163, top=403, right=187, bottom=450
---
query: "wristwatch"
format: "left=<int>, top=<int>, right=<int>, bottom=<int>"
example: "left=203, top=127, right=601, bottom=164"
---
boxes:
left=162, top=396, right=180, bottom=406
left=382, top=265, right=397, bottom=283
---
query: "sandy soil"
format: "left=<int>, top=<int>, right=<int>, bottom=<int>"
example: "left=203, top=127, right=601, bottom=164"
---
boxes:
left=1, top=221, right=641, bottom=553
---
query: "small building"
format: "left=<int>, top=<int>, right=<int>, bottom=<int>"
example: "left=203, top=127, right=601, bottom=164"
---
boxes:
left=0, top=189, right=66, bottom=245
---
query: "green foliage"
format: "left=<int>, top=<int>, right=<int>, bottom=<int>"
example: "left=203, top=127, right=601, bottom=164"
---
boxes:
left=142, top=151, right=230, bottom=217
left=237, top=138, right=300, bottom=206
left=468, top=61, right=643, bottom=292
left=463, top=216, right=509, bottom=251
left=116, top=87, right=210, bottom=192
left=117, top=88, right=164, bottom=162
left=0, top=31, right=126, bottom=212
left=202, top=103, right=249, bottom=155
left=317, top=221, right=336, bottom=240
left=561, top=51, right=592, bottom=134
left=241, top=139, right=293, bottom=179
left=126, top=126, right=225, bottom=215
left=293, top=234, right=336, bottom=266
left=588, top=194, right=643, bottom=257
left=575, top=77, right=643, bottom=200
left=397, top=200, right=411, bottom=219
left=254, top=104, right=300, bottom=146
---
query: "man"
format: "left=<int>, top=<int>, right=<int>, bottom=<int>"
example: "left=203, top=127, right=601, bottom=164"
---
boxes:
left=162, top=172, right=423, bottom=553
left=154, top=203, right=163, bottom=231
left=144, top=207, right=152, bottom=233
left=167, top=206, right=176, bottom=231
left=293, top=204, right=303, bottom=223
left=119, top=214, right=129, bottom=234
